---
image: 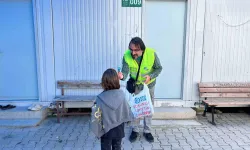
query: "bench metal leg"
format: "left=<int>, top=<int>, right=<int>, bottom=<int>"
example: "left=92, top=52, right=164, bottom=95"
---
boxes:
left=56, top=102, right=60, bottom=123
left=202, top=98, right=207, bottom=117
left=209, top=106, right=216, bottom=125
left=202, top=104, right=208, bottom=117
left=62, top=101, right=65, bottom=118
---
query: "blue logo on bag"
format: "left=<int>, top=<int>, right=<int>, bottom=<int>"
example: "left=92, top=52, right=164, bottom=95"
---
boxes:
left=135, top=95, right=146, bottom=104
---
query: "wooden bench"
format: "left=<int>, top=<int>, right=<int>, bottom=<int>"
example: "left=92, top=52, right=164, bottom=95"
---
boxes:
left=55, top=80, right=102, bottom=123
left=199, top=82, right=250, bottom=125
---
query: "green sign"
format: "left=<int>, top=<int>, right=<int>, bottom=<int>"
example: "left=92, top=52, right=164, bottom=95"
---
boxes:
left=122, top=0, right=142, bottom=7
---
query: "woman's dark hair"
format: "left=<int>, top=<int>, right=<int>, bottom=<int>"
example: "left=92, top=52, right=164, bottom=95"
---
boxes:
left=129, top=37, right=146, bottom=51
left=101, top=68, right=120, bottom=91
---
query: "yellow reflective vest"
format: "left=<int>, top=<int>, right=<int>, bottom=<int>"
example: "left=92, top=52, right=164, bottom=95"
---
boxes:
left=124, top=47, right=156, bottom=85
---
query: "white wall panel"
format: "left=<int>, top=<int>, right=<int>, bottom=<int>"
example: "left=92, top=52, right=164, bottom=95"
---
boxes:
left=202, top=0, right=250, bottom=82
left=52, top=0, right=142, bottom=95
left=34, top=0, right=55, bottom=102
left=182, top=0, right=205, bottom=102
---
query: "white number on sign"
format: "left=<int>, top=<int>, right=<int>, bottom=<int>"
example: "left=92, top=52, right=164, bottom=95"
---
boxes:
left=130, top=0, right=141, bottom=5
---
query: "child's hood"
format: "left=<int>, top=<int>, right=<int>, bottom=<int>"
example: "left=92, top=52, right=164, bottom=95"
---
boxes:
left=97, top=89, right=125, bottom=110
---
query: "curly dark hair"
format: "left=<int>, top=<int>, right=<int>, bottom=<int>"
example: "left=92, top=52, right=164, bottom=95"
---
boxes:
left=129, top=37, right=146, bottom=51
left=101, top=68, right=120, bottom=91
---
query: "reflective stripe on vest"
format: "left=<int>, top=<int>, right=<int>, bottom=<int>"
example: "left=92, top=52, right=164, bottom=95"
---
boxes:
left=124, top=47, right=156, bottom=85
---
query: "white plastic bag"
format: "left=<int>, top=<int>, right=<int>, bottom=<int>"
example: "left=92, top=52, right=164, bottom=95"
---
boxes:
left=128, top=84, right=154, bottom=118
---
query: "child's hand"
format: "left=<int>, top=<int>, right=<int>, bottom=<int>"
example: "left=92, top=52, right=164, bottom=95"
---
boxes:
left=118, top=72, right=123, bottom=80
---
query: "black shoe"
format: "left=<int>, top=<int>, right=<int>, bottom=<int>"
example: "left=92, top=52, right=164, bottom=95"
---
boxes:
left=143, top=133, right=154, bottom=143
left=1, top=104, right=16, bottom=110
left=129, top=131, right=139, bottom=143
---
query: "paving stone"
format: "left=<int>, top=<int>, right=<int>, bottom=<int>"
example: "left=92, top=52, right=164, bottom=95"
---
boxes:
left=220, top=145, right=233, bottom=150
left=132, top=142, right=142, bottom=149
left=159, top=140, right=171, bottom=146
left=190, top=144, right=201, bottom=149
left=43, top=146, right=57, bottom=150
left=240, top=146, right=250, bottom=150
left=2, top=114, right=250, bottom=150
left=123, top=145, right=133, bottom=150
left=82, top=146, right=94, bottom=150
left=62, top=147, right=74, bottom=150
left=201, top=146, right=212, bottom=149
left=217, top=141, right=230, bottom=146
left=151, top=145, right=164, bottom=150
left=196, top=139, right=209, bottom=146
left=67, top=136, right=78, bottom=141
left=235, top=141, right=249, bottom=146
left=178, top=140, right=189, bottom=146
left=171, top=143, right=182, bottom=149
left=185, top=138, right=197, bottom=143
left=160, top=146, right=172, bottom=149
left=73, top=144, right=83, bottom=148
left=182, top=146, right=192, bottom=150
left=35, top=144, right=46, bottom=149
left=34, top=148, right=43, bottom=150
left=140, top=142, right=152, bottom=147
left=93, top=144, right=101, bottom=150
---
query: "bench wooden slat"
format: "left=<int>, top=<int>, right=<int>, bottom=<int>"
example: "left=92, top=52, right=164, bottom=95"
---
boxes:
left=57, top=80, right=101, bottom=89
left=55, top=95, right=96, bottom=101
left=199, top=88, right=250, bottom=93
left=199, top=82, right=250, bottom=88
left=199, top=82, right=250, bottom=125
left=203, top=100, right=250, bottom=106
left=56, top=80, right=100, bottom=123
left=200, top=93, right=250, bottom=98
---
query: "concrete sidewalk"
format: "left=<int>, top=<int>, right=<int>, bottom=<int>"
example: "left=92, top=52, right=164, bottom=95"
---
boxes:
left=1, top=113, right=250, bottom=150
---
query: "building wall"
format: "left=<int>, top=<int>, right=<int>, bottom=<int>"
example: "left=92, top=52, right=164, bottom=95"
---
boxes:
left=52, top=0, right=142, bottom=96
left=182, top=0, right=250, bottom=106
left=34, top=0, right=205, bottom=106
left=197, top=0, right=250, bottom=105
left=33, top=0, right=55, bottom=103
left=33, top=0, right=250, bottom=107
left=202, top=0, right=250, bottom=82
left=182, top=0, right=205, bottom=106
